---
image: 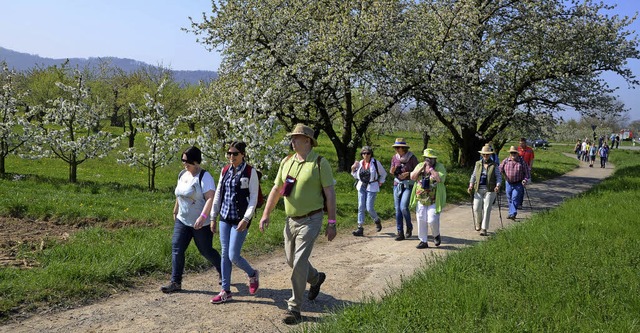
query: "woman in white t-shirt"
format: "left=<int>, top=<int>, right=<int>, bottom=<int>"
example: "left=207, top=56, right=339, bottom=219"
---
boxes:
left=160, top=146, right=221, bottom=294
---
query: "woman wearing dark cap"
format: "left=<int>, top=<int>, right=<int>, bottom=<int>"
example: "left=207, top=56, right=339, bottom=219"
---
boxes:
left=161, top=146, right=222, bottom=293
left=209, top=141, right=260, bottom=304
left=350, top=146, right=387, bottom=236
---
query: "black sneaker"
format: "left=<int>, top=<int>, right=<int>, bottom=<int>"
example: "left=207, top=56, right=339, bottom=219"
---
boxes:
left=352, top=226, right=364, bottom=237
left=405, top=227, right=413, bottom=239
left=160, top=281, right=181, bottom=293
left=395, top=232, right=405, bottom=241
left=434, top=234, right=441, bottom=246
left=283, top=309, right=302, bottom=325
left=375, top=220, right=382, bottom=232
left=308, top=272, right=326, bottom=300
left=416, top=241, right=429, bottom=249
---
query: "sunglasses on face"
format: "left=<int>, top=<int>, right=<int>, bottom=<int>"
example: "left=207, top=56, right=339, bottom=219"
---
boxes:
left=226, top=151, right=240, bottom=156
left=361, top=152, right=371, bottom=155
left=181, top=159, right=193, bottom=164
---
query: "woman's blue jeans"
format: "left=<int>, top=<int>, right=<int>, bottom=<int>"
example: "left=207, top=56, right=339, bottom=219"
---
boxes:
left=219, top=220, right=256, bottom=292
left=393, top=183, right=413, bottom=232
left=171, top=219, right=221, bottom=284
left=358, top=186, right=380, bottom=225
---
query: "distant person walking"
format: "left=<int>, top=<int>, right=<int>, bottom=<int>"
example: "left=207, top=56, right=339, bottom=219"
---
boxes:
left=581, top=139, right=588, bottom=162
left=259, top=123, right=337, bottom=325
left=615, top=134, right=620, bottom=149
left=610, top=133, right=616, bottom=147
left=574, top=140, right=582, bottom=160
left=500, top=146, right=530, bottom=220
left=389, top=138, right=419, bottom=241
left=518, top=137, right=534, bottom=172
left=410, top=148, right=447, bottom=249
left=468, top=144, right=502, bottom=236
left=209, top=141, right=260, bottom=304
left=350, top=146, right=387, bottom=236
left=598, top=143, right=609, bottom=168
left=588, top=144, right=597, bottom=167
left=161, top=146, right=222, bottom=294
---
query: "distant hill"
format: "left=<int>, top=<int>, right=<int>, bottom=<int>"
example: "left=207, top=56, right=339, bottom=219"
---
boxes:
left=0, top=46, right=217, bottom=85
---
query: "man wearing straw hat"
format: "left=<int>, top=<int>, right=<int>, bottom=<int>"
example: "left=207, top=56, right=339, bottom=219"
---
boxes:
left=499, top=145, right=530, bottom=220
left=259, top=123, right=337, bottom=325
left=468, top=144, right=502, bottom=235
left=389, top=138, right=419, bottom=241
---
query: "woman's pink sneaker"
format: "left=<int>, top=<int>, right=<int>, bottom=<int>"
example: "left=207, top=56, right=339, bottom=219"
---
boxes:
left=249, top=270, right=259, bottom=295
left=210, top=290, right=232, bottom=304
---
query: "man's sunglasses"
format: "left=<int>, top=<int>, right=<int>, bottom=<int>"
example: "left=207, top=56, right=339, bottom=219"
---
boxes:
left=226, top=151, right=240, bottom=156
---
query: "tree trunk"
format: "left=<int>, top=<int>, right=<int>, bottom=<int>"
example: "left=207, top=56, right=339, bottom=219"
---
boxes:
left=150, top=166, right=156, bottom=191
left=458, top=128, right=486, bottom=168
left=422, top=131, right=430, bottom=151
left=0, top=155, right=5, bottom=176
left=69, top=157, right=77, bottom=183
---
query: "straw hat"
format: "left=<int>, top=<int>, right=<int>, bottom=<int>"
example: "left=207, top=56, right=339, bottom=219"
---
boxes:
left=508, top=145, right=519, bottom=153
left=392, top=138, right=410, bottom=148
left=286, top=123, right=317, bottom=147
left=478, top=144, right=493, bottom=155
left=422, top=148, right=438, bottom=158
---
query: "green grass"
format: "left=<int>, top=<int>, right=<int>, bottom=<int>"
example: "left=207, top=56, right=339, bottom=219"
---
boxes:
left=0, top=134, right=579, bottom=321
left=306, top=149, right=640, bottom=332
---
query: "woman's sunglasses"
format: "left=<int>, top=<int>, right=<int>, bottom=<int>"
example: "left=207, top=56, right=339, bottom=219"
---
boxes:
left=361, top=152, right=371, bottom=155
left=181, top=159, right=193, bottom=164
left=226, top=151, right=240, bottom=156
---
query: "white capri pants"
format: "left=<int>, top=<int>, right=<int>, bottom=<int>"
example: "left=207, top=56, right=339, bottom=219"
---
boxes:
left=416, top=202, right=440, bottom=242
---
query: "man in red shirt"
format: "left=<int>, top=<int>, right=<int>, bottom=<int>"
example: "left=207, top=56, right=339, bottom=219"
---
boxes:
left=518, top=138, right=534, bottom=171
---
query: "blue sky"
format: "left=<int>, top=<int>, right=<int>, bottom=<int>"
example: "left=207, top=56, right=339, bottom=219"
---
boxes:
left=0, top=0, right=638, bottom=121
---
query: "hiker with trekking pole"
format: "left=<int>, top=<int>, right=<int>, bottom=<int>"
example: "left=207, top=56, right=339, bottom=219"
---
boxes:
left=499, top=146, right=531, bottom=220
left=468, top=144, right=502, bottom=236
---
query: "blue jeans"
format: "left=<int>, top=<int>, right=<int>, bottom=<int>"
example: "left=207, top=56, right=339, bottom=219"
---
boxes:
left=505, top=182, right=524, bottom=217
left=358, top=186, right=380, bottom=225
left=393, top=183, right=413, bottom=232
left=171, top=219, right=221, bottom=284
left=219, top=220, right=256, bottom=292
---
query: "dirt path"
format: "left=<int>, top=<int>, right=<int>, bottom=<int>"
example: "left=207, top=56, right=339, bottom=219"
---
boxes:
left=1, top=156, right=613, bottom=333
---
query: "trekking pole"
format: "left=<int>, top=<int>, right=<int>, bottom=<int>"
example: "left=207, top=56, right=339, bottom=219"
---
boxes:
left=470, top=192, right=476, bottom=230
left=524, top=186, right=533, bottom=211
left=496, top=190, right=504, bottom=228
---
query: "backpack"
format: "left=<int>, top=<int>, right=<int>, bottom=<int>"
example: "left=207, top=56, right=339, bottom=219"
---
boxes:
left=222, top=164, right=265, bottom=208
left=178, top=169, right=209, bottom=199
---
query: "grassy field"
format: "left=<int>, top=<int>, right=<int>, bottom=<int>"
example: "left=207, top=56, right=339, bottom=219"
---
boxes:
left=306, top=149, right=640, bottom=332
left=0, top=133, right=576, bottom=321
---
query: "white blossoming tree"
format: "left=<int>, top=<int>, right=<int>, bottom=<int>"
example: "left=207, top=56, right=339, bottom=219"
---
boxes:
left=404, top=0, right=640, bottom=166
left=0, top=63, right=41, bottom=175
left=42, top=71, right=118, bottom=182
left=189, top=0, right=414, bottom=171
left=119, top=80, right=182, bottom=191
left=183, top=76, right=288, bottom=177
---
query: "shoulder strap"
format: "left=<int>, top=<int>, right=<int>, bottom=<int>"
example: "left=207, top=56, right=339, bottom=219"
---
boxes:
left=199, top=169, right=206, bottom=187
left=372, top=158, right=381, bottom=180
left=244, top=164, right=252, bottom=177
left=178, top=169, right=186, bottom=180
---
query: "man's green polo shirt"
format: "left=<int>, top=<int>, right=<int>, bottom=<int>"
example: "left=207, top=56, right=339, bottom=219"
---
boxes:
left=275, top=150, right=335, bottom=217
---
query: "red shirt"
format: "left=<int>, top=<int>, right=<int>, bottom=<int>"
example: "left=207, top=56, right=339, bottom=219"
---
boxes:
left=518, top=146, right=534, bottom=169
